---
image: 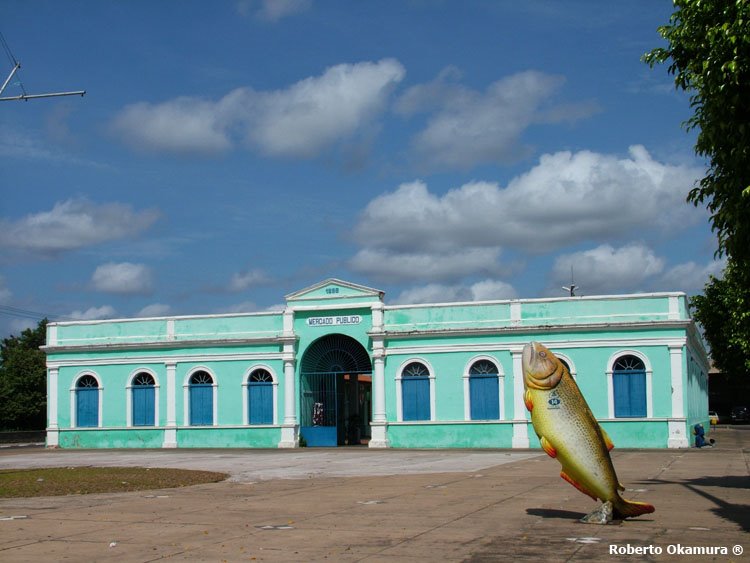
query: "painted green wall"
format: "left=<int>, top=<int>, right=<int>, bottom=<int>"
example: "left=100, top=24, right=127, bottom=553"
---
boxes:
left=387, top=422, right=515, bottom=448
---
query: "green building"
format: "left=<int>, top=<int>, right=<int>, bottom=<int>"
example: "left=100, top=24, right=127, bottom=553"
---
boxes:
left=43, top=278, right=709, bottom=450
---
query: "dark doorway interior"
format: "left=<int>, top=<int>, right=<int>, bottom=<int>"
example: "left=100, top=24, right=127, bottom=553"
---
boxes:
left=299, top=334, right=372, bottom=446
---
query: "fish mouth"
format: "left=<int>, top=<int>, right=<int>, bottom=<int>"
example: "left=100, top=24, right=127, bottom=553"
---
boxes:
left=522, top=341, right=561, bottom=390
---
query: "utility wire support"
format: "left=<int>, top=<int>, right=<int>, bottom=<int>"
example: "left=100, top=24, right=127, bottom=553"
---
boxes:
left=0, top=31, right=85, bottom=102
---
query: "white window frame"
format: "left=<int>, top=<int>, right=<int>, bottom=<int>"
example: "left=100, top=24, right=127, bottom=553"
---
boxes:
left=463, top=356, right=504, bottom=421
left=69, top=371, right=103, bottom=429
left=126, top=368, right=161, bottom=427
left=606, top=350, right=653, bottom=419
left=183, top=366, right=218, bottom=426
left=395, top=358, right=435, bottom=422
left=242, top=364, right=279, bottom=426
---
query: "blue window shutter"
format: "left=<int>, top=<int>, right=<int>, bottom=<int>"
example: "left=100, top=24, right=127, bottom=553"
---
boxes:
left=470, top=375, right=499, bottom=420
left=629, top=371, right=647, bottom=417
left=403, top=378, right=430, bottom=421
left=133, top=386, right=155, bottom=426
left=77, top=388, right=98, bottom=427
left=614, top=371, right=646, bottom=418
left=190, top=385, right=213, bottom=425
left=249, top=383, right=273, bottom=424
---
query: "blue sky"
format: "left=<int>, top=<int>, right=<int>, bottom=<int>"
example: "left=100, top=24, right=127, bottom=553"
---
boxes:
left=0, top=1, right=723, bottom=337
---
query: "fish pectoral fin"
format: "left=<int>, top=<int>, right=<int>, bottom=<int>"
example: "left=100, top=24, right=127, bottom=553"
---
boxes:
left=618, top=482, right=626, bottom=492
left=600, top=426, right=615, bottom=451
left=524, top=389, right=534, bottom=412
left=540, top=436, right=557, bottom=458
left=560, top=471, right=598, bottom=501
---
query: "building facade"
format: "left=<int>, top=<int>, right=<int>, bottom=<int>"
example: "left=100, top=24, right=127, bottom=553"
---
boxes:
left=44, top=279, right=709, bottom=450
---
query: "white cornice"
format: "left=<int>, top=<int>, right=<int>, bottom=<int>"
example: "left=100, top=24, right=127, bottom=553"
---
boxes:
left=47, top=351, right=284, bottom=369
left=381, top=320, right=692, bottom=340
left=384, top=336, right=688, bottom=356
left=43, top=336, right=282, bottom=354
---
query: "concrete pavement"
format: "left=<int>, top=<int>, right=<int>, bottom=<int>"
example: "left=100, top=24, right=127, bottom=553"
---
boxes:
left=0, top=427, right=747, bottom=562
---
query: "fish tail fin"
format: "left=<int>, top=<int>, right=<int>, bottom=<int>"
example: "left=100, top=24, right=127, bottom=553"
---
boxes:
left=612, top=494, right=655, bottom=519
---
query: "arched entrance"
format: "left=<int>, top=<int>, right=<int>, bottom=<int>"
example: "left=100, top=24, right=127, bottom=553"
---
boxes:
left=299, top=334, right=372, bottom=447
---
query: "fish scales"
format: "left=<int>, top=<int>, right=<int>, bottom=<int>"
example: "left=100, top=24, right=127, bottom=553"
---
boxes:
left=522, top=341, right=655, bottom=519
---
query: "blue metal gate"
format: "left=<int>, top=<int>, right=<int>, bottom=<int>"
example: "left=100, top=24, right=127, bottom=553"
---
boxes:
left=299, top=334, right=372, bottom=447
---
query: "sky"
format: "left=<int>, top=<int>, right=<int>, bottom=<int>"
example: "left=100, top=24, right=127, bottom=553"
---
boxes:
left=0, top=1, right=725, bottom=337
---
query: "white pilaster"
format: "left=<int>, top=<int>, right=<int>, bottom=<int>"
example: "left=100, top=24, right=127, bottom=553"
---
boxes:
left=510, top=301, right=521, bottom=327
left=47, top=367, right=59, bottom=447
left=279, top=342, right=298, bottom=448
left=669, top=344, right=685, bottom=418
left=369, top=351, right=389, bottom=447
left=511, top=347, right=529, bottom=448
left=163, top=361, right=177, bottom=448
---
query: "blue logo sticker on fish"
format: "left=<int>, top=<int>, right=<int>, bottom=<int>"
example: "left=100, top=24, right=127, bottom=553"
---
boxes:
left=548, top=397, right=561, bottom=407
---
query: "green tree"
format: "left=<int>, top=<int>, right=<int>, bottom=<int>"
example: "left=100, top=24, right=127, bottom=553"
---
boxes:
left=0, top=320, right=48, bottom=430
left=691, top=264, right=750, bottom=374
left=645, top=1, right=750, bottom=375
left=645, top=0, right=750, bottom=262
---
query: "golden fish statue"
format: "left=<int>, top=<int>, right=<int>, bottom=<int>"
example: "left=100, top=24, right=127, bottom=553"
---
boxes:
left=522, top=341, right=654, bottom=519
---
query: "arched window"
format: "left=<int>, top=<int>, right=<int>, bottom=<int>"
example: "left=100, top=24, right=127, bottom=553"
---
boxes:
left=401, top=362, right=430, bottom=421
left=613, top=355, right=646, bottom=418
left=189, top=370, right=214, bottom=426
left=248, top=369, right=273, bottom=425
left=469, top=359, right=499, bottom=420
left=76, top=374, right=99, bottom=428
left=132, top=372, right=155, bottom=426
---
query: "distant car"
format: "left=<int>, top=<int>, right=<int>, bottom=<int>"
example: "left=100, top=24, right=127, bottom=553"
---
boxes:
left=709, top=411, right=719, bottom=425
left=730, top=406, right=749, bottom=424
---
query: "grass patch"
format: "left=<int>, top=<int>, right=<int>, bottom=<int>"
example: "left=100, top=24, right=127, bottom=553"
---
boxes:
left=0, top=467, right=228, bottom=498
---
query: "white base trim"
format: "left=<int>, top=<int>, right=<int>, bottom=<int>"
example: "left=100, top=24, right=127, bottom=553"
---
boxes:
left=368, top=423, right=389, bottom=448
left=46, top=429, right=59, bottom=447
left=162, top=427, right=177, bottom=448
left=512, top=421, right=529, bottom=448
left=278, top=425, right=299, bottom=448
left=667, top=420, right=689, bottom=448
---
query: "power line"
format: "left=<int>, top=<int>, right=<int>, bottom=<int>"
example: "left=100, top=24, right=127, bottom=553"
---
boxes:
left=0, top=304, right=72, bottom=322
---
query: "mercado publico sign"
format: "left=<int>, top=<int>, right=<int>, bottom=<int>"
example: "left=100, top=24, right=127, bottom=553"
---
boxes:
left=306, top=315, right=362, bottom=327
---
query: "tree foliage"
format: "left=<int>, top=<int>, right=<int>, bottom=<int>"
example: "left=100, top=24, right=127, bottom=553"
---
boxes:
left=645, top=1, right=750, bottom=375
left=645, top=0, right=750, bottom=262
left=0, top=320, right=47, bottom=430
left=691, top=264, right=750, bottom=374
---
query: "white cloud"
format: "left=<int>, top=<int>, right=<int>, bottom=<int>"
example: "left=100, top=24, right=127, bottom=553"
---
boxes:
left=238, top=0, right=312, bottom=21
left=229, top=269, right=271, bottom=292
left=91, top=262, right=153, bottom=295
left=0, top=199, right=159, bottom=256
left=9, top=318, right=36, bottom=334
left=397, top=69, right=598, bottom=169
left=657, top=258, right=726, bottom=295
left=352, top=147, right=702, bottom=281
left=111, top=59, right=405, bottom=158
left=350, top=247, right=504, bottom=283
left=137, top=303, right=172, bottom=317
left=395, top=279, right=517, bottom=304
left=69, top=305, right=116, bottom=320
left=111, top=97, right=232, bottom=154
left=549, top=243, right=665, bottom=295
left=219, top=300, right=259, bottom=313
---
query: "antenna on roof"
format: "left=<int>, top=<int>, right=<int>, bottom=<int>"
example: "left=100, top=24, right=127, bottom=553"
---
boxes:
left=562, top=265, right=579, bottom=297
left=0, top=31, right=85, bottom=102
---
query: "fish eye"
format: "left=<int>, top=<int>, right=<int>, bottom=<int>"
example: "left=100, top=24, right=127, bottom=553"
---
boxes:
left=538, top=351, right=546, bottom=358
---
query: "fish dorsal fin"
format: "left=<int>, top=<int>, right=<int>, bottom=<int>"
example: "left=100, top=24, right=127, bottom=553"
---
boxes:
left=600, top=425, right=615, bottom=451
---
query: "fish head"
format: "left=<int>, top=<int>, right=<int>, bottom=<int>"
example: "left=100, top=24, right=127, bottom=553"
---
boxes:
left=522, top=341, right=564, bottom=390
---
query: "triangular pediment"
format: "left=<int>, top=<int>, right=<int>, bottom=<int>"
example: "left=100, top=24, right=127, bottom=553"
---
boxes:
left=285, top=278, right=384, bottom=303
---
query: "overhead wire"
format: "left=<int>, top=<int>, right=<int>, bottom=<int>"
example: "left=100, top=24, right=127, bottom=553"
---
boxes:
left=0, top=304, right=72, bottom=322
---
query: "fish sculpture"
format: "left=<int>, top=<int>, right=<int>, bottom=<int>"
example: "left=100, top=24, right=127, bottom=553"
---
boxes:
left=522, top=341, right=655, bottom=519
